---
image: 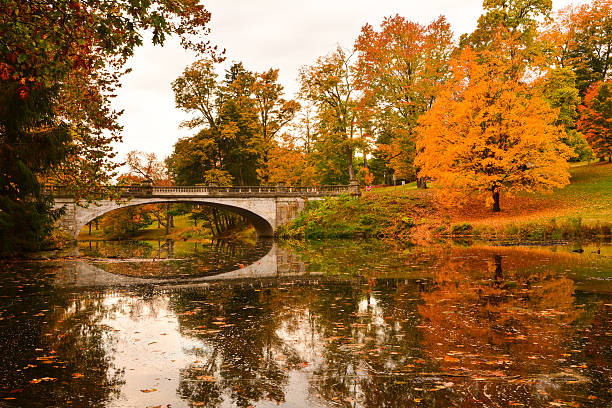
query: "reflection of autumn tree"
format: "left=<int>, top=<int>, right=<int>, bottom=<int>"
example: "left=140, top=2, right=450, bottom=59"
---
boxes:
left=581, top=303, right=612, bottom=402
left=418, top=254, right=580, bottom=405
left=0, top=271, right=124, bottom=406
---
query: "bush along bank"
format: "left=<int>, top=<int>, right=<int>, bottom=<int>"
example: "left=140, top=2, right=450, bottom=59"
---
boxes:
left=276, top=194, right=437, bottom=241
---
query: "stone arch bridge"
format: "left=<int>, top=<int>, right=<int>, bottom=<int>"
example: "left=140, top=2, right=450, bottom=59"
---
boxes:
left=50, top=183, right=360, bottom=238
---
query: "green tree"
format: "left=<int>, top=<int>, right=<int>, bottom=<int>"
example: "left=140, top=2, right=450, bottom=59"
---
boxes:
left=543, top=0, right=611, bottom=94
left=535, top=67, right=593, bottom=161
left=460, top=0, right=552, bottom=52
left=299, top=47, right=364, bottom=183
left=252, top=69, right=300, bottom=183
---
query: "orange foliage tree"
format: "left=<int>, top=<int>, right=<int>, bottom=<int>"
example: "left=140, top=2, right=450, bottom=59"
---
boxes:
left=265, top=143, right=318, bottom=187
left=415, top=44, right=573, bottom=212
left=577, top=81, right=612, bottom=161
left=354, top=15, right=454, bottom=186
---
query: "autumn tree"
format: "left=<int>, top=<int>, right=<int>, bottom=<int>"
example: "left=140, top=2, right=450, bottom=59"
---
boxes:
left=170, top=60, right=260, bottom=185
left=577, top=81, right=612, bottom=161
left=265, top=134, right=318, bottom=186
left=252, top=69, right=300, bottom=183
left=124, top=150, right=179, bottom=234
left=293, top=102, right=317, bottom=154
left=415, top=45, right=573, bottom=212
left=99, top=200, right=153, bottom=240
left=541, top=0, right=611, bottom=94
left=460, top=0, right=553, bottom=52
left=0, top=0, right=214, bottom=255
left=125, top=151, right=169, bottom=184
left=299, top=47, right=365, bottom=183
left=354, top=15, right=454, bottom=187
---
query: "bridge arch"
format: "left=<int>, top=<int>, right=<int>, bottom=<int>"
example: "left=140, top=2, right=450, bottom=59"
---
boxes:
left=68, top=197, right=277, bottom=239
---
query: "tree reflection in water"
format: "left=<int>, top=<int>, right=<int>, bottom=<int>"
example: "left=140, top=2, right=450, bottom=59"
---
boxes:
left=418, top=253, right=582, bottom=407
left=171, top=287, right=304, bottom=407
left=0, top=264, right=124, bottom=407
left=0, top=241, right=609, bottom=407
left=167, top=244, right=609, bottom=407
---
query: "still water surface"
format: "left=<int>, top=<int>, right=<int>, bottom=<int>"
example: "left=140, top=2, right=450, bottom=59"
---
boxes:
left=0, top=239, right=610, bottom=407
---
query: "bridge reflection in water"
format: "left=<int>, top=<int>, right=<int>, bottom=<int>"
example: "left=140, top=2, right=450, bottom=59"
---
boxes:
left=54, top=239, right=321, bottom=289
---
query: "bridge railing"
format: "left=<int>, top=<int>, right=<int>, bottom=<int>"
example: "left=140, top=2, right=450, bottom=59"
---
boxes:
left=45, top=183, right=360, bottom=198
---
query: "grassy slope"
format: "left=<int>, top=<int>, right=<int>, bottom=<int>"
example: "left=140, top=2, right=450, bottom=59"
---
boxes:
left=280, top=162, right=612, bottom=240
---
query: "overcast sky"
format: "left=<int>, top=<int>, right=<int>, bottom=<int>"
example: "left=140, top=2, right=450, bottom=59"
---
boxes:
left=111, top=0, right=584, bottom=163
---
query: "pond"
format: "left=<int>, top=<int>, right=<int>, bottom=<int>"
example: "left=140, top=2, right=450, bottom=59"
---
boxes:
left=0, top=239, right=610, bottom=407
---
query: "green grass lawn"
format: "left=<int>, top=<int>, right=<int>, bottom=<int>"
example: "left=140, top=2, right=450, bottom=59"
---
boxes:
left=541, top=162, right=612, bottom=223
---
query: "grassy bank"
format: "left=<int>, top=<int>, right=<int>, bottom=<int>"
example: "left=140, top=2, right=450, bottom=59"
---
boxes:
left=278, top=162, right=612, bottom=241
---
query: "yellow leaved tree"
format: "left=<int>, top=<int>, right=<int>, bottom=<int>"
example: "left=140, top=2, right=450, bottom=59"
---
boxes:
left=415, top=43, right=573, bottom=212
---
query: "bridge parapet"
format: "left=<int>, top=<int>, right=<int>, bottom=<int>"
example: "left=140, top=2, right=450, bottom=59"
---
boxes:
left=44, top=183, right=360, bottom=198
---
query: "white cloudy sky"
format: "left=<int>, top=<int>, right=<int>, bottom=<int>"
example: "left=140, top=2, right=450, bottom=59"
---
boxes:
left=111, top=0, right=583, bottom=163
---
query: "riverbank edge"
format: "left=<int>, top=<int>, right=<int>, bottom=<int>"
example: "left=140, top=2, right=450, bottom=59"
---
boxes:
left=277, top=217, right=612, bottom=242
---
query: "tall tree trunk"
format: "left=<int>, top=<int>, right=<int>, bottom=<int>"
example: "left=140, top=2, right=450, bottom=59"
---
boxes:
left=263, top=152, right=269, bottom=184
left=347, top=146, right=355, bottom=181
left=212, top=208, right=221, bottom=236
left=88, top=222, right=92, bottom=235
left=492, top=189, right=501, bottom=212
left=165, top=203, right=171, bottom=234
left=416, top=177, right=427, bottom=189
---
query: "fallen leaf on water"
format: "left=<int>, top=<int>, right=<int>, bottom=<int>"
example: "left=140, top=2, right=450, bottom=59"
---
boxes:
left=196, top=376, right=216, bottom=382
